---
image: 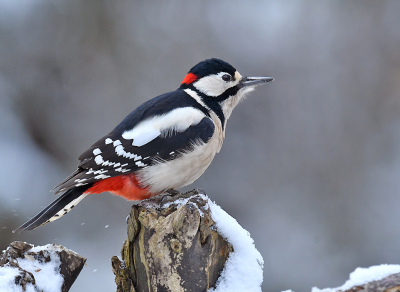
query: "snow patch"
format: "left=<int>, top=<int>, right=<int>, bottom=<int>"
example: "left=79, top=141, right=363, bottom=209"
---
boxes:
left=0, top=265, right=36, bottom=292
left=207, top=197, right=264, bottom=292
left=160, top=193, right=263, bottom=292
left=161, top=193, right=209, bottom=217
left=312, top=264, right=400, bottom=292
left=0, top=244, right=64, bottom=292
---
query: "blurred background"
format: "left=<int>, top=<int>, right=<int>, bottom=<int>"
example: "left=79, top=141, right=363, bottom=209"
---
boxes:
left=1, top=1, right=400, bottom=291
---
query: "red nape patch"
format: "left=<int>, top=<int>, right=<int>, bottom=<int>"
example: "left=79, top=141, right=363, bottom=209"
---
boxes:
left=84, top=174, right=154, bottom=201
left=181, top=72, right=198, bottom=85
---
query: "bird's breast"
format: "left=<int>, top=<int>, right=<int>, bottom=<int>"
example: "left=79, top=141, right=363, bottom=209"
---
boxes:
left=136, top=112, right=224, bottom=193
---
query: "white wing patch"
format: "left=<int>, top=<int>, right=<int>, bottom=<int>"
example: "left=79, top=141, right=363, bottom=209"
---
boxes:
left=130, top=130, right=161, bottom=147
left=122, top=107, right=206, bottom=147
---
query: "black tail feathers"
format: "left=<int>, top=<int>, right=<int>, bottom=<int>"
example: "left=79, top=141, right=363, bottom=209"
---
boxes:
left=13, top=185, right=90, bottom=234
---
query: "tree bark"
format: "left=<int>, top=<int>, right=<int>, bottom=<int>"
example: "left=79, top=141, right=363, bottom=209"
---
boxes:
left=112, top=189, right=232, bottom=292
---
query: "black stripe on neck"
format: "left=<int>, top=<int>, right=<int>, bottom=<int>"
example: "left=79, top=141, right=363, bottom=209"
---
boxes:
left=179, top=88, right=211, bottom=118
left=181, top=83, right=243, bottom=129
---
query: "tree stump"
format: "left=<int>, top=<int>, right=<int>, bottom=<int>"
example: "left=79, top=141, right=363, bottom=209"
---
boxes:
left=112, top=189, right=233, bottom=292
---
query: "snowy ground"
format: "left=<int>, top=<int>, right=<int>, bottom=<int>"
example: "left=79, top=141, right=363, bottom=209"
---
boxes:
left=0, top=244, right=65, bottom=292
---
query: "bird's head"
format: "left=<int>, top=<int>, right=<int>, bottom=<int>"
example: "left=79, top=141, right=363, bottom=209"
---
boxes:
left=180, top=58, right=273, bottom=124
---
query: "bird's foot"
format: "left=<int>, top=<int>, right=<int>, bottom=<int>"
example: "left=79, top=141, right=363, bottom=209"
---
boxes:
left=160, top=189, right=180, bottom=205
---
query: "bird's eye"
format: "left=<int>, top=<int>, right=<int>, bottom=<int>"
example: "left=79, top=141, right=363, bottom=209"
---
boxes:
left=222, top=74, right=231, bottom=82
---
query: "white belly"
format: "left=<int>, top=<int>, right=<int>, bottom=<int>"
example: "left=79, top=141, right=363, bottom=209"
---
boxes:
left=136, top=112, right=224, bottom=193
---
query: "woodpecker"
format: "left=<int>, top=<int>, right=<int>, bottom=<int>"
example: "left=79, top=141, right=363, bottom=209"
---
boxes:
left=13, top=58, right=273, bottom=233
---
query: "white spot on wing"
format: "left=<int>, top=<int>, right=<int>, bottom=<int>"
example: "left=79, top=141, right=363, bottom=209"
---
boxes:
left=93, top=148, right=102, bottom=155
left=98, top=134, right=148, bottom=170
left=136, top=161, right=146, bottom=167
left=109, top=162, right=131, bottom=173
left=94, top=155, right=104, bottom=165
left=94, top=174, right=111, bottom=179
left=86, top=168, right=108, bottom=175
left=115, top=167, right=130, bottom=173
left=114, top=144, right=142, bottom=161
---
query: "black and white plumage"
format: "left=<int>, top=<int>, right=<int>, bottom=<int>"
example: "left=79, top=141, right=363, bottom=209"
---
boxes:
left=13, top=58, right=273, bottom=233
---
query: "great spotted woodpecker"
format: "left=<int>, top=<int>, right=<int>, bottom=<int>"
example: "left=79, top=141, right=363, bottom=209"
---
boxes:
left=13, top=58, right=273, bottom=233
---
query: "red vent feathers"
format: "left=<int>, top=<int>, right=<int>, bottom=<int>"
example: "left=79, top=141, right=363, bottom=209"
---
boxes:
left=181, top=73, right=198, bottom=85
left=84, top=174, right=152, bottom=201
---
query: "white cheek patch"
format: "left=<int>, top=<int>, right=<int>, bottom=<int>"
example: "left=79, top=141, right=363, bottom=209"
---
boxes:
left=193, top=71, right=240, bottom=97
left=122, top=107, right=206, bottom=146
left=220, top=86, right=254, bottom=121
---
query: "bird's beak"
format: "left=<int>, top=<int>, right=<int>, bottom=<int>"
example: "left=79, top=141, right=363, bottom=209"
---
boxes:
left=240, top=76, right=274, bottom=87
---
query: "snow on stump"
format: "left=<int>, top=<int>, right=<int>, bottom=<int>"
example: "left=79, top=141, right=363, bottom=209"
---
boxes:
left=112, top=189, right=264, bottom=292
left=0, top=241, right=86, bottom=292
left=312, top=265, right=400, bottom=292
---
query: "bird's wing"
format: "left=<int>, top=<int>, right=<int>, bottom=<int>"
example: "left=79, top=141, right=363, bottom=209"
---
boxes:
left=53, top=106, right=214, bottom=194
